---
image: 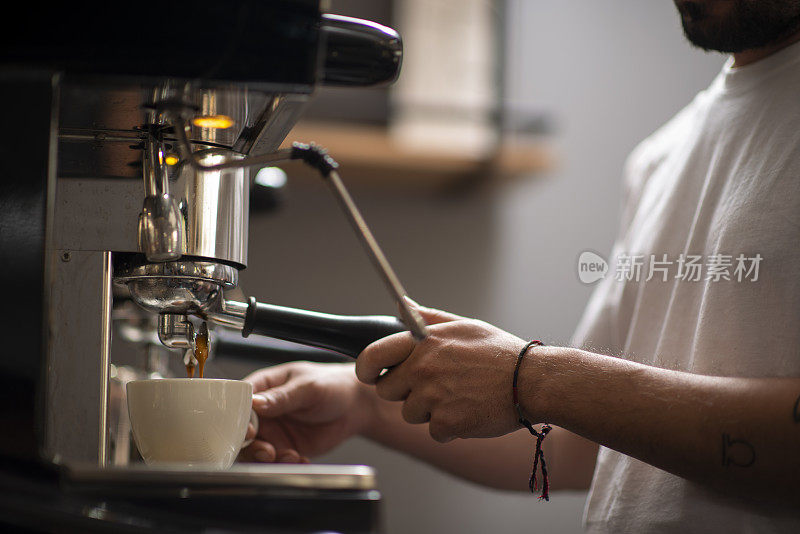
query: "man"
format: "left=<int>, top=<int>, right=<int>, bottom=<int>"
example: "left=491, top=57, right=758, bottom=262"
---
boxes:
left=241, top=1, right=800, bottom=531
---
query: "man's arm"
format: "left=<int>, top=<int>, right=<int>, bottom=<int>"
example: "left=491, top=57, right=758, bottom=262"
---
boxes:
left=357, top=303, right=800, bottom=502
left=241, top=360, right=598, bottom=492
left=521, top=346, right=800, bottom=499
left=362, top=395, right=599, bottom=491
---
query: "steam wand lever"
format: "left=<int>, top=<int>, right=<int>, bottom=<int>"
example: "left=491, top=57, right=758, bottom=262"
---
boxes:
left=289, top=143, right=428, bottom=341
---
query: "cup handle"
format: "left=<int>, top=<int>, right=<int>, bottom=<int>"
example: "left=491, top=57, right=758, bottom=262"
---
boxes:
left=242, top=409, right=259, bottom=449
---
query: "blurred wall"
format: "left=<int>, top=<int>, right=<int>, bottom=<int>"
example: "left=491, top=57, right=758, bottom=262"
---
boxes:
left=234, top=1, right=723, bottom=532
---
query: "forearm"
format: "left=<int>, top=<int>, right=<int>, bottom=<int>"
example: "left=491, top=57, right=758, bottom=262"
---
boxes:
left=525, top=346, right=800, bottom=500
left=360, top=387, right=598, bottom=491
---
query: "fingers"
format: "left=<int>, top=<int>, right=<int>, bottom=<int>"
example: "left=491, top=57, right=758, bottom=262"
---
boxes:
left=246, top=422, right=257, bottom=441
left=240, top=439, right=277, bottom=463
left=355, top=331, right=415, bottom=385
left=252, top=381, right=314, bottom=418
left=428, top=414, right=456, bottom=443
left=276, top=449, right=302, bottom=463
left=240, top=440, right=307, bottom=464
left=404, top=297, right=465, bottom=325
left=357, top=301, right=465, bottom=385
left=244, top=364, right=293, bottom=393
left=374, top=365, right=412, bottom=401
left=401, top=392, right=431, bottom=424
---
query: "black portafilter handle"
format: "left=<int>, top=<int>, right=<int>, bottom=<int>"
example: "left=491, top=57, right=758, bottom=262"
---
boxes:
left=240, top=297, right=408, bottom=359
left=214, top=331, right=351, bottom=364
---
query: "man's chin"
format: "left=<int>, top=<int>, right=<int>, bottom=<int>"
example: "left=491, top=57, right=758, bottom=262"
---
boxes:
left=676, top=0, right=800, bottom=54
left=682, top=24, right=744, bottom=53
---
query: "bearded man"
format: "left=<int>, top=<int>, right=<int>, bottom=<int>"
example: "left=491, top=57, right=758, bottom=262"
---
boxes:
left=242, top=2, right=800, bottom=531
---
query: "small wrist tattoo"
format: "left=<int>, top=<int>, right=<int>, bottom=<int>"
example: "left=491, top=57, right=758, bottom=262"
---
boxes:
left=722, top=433, right=756, bottom=468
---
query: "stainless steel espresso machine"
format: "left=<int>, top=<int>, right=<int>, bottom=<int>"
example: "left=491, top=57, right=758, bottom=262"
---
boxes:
left=0, top=2, right=424, bottom=531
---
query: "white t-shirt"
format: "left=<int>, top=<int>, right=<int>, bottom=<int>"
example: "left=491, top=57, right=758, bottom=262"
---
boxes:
left=573, top=41, right=800, bottom=533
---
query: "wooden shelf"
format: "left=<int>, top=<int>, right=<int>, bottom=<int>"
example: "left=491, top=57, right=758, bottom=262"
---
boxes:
left=277, top=121, right=553, bottom=189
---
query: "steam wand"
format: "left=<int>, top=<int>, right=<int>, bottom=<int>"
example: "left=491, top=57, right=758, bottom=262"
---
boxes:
left=290, top=143, right=428, bottom=341
left=170, top=114, right=428, bottom=341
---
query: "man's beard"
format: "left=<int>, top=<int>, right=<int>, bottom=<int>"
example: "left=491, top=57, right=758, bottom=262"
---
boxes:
left=675, top=0, right=800, bottom=53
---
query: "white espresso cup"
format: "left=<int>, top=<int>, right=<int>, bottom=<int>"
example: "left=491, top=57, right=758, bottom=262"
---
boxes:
left=126, top=378, right=257, bottom=469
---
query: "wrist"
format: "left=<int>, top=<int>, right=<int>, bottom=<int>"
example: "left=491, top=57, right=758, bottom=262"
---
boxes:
left=358, top=384, right=397, bottom=440
left=349, top=365, right=383, bottom=436
left=517, top=345, right=569, bottom=426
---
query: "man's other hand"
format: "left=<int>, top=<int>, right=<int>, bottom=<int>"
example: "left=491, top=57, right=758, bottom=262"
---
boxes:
left=239, top=361, right=374, bottom=463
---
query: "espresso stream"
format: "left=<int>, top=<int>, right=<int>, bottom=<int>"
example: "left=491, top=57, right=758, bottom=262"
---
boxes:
left=185, top=322, right=209, bottom=378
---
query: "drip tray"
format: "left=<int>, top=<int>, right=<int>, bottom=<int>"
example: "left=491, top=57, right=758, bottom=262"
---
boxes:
left=59, top=464, right=381, bottom=532
left=64, top=463, right=377, bottom=496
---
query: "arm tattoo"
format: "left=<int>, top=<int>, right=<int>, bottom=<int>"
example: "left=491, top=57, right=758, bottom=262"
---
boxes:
left=722, top=433, right=756, bottom=468
left=793, top=394, right=800, bottom=423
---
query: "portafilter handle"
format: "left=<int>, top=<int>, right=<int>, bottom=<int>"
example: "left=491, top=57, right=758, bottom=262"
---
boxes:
left=208, top=297, right=407, bottom=359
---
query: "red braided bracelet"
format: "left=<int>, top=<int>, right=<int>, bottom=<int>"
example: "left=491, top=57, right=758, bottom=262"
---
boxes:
left=513, top=340, right=553, bottom=501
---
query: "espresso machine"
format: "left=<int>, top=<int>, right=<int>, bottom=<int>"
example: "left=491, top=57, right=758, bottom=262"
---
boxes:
left=0, top=1, right=427, bottom=531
